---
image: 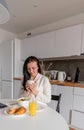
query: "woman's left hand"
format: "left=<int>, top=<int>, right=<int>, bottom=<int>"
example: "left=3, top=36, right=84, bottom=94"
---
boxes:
left=29, top=83, right=38, bottom=97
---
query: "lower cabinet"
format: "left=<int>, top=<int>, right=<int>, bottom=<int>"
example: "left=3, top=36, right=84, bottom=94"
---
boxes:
left=71, top=87, right=84, bottom=130
left=48, top=85, right=84, bottom=129
left=13, top=80, right=21, bottom=99
left=71, top=110, right=84, bottom=130
left=48, top=85, right=74, bottom=124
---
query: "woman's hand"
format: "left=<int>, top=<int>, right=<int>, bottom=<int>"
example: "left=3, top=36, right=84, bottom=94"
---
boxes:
left=28, top=82, right=38, bottom=97
left=26, top=81, right=38, bottom=97
left=25, top=82, right=31, bottom=96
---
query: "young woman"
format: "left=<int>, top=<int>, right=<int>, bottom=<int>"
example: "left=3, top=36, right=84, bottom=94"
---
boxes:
left=19, top=56, right=51, bottom=103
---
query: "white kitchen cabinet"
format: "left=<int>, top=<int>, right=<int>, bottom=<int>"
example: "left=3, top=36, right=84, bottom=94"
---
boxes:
left=1, top=81, right=13, bottom=99
left=47, top=85, right=58, bottom=110
left=73, top=95, right=84, bottom=113
left=57, top=85, right=73, bottom=124
left=13, top=80, right=21, bottom=99
left=13, top=39, right=21, bottom=77
left=81, top=24, right=84, bottom=55
left=55, top=24, right=82, bottom=57
left=21, top=31, right=56, bottom=60
left=0, top=41, right=13, bottom=99
left=71, top=87, right=84, bottom=130
left=48, top=85, right=73, bottom=124
left=0, top=40, right=13, bottom=81
left=71, top=110, right=84, bottom=130
left=73, top=87, right=84, bottom=112
left=21, top=24, right=83, bottom=59
left=0, top=38, right=21, bottom=99
left=0, top=39, right=21, bottom=80
left=21, top=36, right=36, bottom=60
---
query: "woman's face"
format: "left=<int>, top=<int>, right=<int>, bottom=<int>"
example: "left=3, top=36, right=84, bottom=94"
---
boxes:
left=27, top=61, right=38, bottom=79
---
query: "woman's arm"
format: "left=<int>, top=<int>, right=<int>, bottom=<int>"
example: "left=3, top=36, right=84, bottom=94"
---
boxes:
left=19, top=79, right=30, bottom=98
left=36, top=77, right=51, bottom=103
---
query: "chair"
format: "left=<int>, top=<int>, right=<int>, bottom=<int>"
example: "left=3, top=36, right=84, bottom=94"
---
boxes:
left=51, top=93, right=61, bottom=113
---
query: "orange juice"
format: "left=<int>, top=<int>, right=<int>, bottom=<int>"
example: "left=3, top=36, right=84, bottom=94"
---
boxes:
left=29, top=101, right=36, bottom=116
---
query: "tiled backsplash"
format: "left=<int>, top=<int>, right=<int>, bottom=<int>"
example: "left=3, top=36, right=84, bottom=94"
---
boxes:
left=42, top=59, right=84, bottom=82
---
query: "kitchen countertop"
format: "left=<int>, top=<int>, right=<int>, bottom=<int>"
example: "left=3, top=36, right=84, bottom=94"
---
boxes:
left=50, top=80, right=84, bottom=88
left=13, top=77, right=84, bottom=88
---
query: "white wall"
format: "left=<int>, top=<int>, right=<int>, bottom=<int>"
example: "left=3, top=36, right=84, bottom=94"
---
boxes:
left=0, top=28, right=16, bottom=43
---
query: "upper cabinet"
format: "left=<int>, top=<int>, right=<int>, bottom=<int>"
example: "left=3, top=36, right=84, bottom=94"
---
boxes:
left=55, top=24, right=82, bottom=57
left=81, top=24, right=84, bottom=55
left=13, top=39, right=21, bottom=77
left=21, top=31, right=56, bottom=60
left=0, top=40, right=13, bottom=81
left=21, top=24, right=83, bottom=59
left=0, top=38, right=21, bottom=80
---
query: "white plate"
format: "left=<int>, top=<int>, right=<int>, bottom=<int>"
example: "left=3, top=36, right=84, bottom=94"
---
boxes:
left=17, top=97, right=30, bottom=101
left=4, top=109, right=26, bottom=118
left=36, top=101, right=47, bottom=112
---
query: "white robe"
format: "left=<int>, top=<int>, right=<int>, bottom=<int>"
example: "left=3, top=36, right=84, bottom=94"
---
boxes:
left=19, top=73, right=51, bottom=103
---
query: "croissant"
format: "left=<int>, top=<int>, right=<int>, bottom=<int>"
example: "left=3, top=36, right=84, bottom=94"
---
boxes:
left=14, top=107, right=26, bottom=115
left=7, top=106, right=26, bottom=115
left=7, top=108, right=17, bottom=114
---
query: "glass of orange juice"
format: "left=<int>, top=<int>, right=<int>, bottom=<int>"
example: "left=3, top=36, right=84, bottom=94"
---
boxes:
left=29, top=101, right=36, bottom=116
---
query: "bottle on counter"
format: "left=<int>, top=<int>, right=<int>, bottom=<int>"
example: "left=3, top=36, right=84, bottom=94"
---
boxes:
left=74, top=67, right=80, bottom=83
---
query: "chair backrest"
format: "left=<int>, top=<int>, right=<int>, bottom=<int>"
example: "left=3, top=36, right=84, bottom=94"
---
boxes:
left=51, top=93, right=61, bottom=113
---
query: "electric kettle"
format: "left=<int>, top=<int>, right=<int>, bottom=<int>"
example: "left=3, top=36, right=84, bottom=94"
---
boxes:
left=57, top=71, right=66, bottom=82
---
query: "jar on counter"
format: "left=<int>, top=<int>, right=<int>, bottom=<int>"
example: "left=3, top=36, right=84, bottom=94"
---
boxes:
left=67, top=75, right=72, bottom=81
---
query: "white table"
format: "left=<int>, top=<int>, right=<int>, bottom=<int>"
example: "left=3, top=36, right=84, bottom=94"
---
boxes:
left=0, top=100, right=69, bottom=130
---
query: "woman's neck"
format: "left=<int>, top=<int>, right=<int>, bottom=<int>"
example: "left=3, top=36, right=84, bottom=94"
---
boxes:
left=31, top=73, right=38, bottom=80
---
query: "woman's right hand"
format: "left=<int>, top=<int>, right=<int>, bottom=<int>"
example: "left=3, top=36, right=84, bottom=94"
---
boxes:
left=25, top=81, right=31, bottom=96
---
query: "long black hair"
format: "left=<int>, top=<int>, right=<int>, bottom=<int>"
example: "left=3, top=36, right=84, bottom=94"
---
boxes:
left=22, top=56, right=42, bottom=90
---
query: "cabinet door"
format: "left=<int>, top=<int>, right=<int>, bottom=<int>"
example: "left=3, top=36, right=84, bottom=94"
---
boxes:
left=73, top=87, right=84, bottom=112
left=21, top=37, right=36, bottom=60
left=13, top=80, right=21, bottom=99
left=48, top=85, right=73, bottom=123
left=21, top=31, right=55, bottom=59
left=81, top=24, right=84, bottom=54
left=47, top=85, right=58, bottom=110
left=1, top=81, right=13, bottom=99
left=0, top=39, right=21, bottom=80
left=71, top=110, right=84, bottom=130
left=13, top=39, right=21, bottom=77
left=57, top=86, right=73, bottom=124
left=33, top=31, right=56, bottom=58
left=1, top=41, right=13, bottom=81
left=55, top=24, right=82, bottom=57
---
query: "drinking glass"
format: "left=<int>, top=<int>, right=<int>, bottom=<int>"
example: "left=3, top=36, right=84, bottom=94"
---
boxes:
left=29, top=101, right=36, bottom=116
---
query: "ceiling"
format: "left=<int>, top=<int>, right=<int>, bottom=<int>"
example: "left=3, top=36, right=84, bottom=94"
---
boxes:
left=0, top=0, right=84, bottom=34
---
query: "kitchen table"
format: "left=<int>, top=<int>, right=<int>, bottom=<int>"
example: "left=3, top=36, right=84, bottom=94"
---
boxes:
left=0, top=99, right=69, bottom=130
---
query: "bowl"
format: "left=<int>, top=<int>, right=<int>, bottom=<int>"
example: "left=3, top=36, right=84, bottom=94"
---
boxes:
left=17, top=97, right=30, bottom=108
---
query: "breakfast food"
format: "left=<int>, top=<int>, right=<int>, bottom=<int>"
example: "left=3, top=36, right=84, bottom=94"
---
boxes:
left=7, top=108, right=17, bottom=114
left=18, top=98, right=25, bottom=101
left=14, top=107, right=26, bottom=115
left=18, top=98, right=29, bottom=101
left=7, top=106, right=26, bottom=115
